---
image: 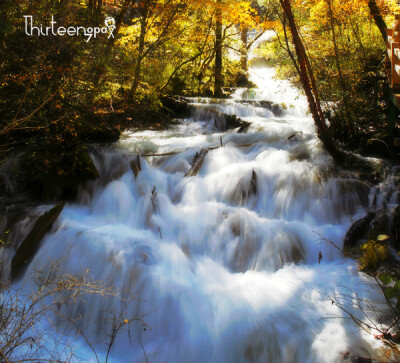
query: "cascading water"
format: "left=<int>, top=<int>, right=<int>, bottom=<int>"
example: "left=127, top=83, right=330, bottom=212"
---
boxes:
left=4, top=66, right=390, bottom=362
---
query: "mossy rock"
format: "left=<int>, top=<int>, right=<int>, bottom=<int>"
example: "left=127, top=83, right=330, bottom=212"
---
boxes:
left=17, top=145, right=99, bottom=201
left=344, top=212, right=375, bottom=249
left=271, top=104, right=284, bottom=117
left=257, top=101, right=285, bottom=117
left=361, top=138, right=392, bottom=160
left=79, top=114, right=120, bottom=143
left=367, top=214, right=391, bottom=241
left=160, top=96, right=190, bottom=118
left=342, top=153, right=383, bottom=184
left=11, top=202, right=65, bottom=280
left=225, top=114, right=244, bottom=129
left=58, top=146, right=100, bottom=193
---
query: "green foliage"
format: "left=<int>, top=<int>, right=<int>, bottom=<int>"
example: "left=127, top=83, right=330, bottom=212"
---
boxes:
left=379, top=273, right=400, bottom=312
left=359, top=235, right=389, bottom=272
left=257, top=0, right=395, bottom=148
left=360, top=235, right=400, bottom=313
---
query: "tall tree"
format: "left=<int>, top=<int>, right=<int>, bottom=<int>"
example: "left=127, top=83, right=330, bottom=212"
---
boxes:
left=279, top=0, right=344, bottom=163
left=214, top=1, right=223, bottom=97
left=367, top=0, right=387, bottom=43
left=129, top=0, right=187, bottom=98
left=92, top=0, right=133, bottom=89
left=326, top=0, right=355, bottom=138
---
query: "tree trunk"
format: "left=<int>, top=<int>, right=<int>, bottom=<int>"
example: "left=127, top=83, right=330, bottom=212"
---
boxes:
left=241, top=27, right=248, bottom=72
left=88, top=0, right=94, bottom=16
left=326, top=0, right=355, bottom=138
left=367, top=0, right=387, bottom=43
left=214, top=5, right=223, bottom=98
left=97, top=0, right=102, bottom=13
left=280, top=0, right=344, bottom=164
left=92, top=0, right=131, bottom=89
left=282, top=14, right=301, bottom=76
left=130, top=14, right=147, bottom=98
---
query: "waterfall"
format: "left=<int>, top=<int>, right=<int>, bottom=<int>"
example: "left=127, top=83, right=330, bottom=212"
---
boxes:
left=3, top=67, right=388, bottom=362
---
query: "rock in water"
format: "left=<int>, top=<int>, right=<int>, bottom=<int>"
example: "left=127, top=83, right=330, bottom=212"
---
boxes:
left=11, top=203, right=65, bottom=280
left=237, top=121, right=251, bottom=133
left=185, top=149, right=208, bottom=177
left=344, top=212, right=375, bottom=248
left=249, top=169, right=257, bottom=196
left=130, top=155, right=141, bottom=178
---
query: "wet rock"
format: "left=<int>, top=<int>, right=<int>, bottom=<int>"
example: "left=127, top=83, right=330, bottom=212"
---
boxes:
left=249, top=169, right=257, bottom=196
left=130, top=155, right=141, bottom=178
left=11, top=202, right=65, bottom=280
left=223, top=114, right=251, bottom=132
left=271, top=103, right=284, bottom=117
left=291, top=244, right=305, bottom=264
left=0, top=204, right=38, bottom=249
left=342, top=153, right=383, bottom=184
left=225, top=114, right=245, bottom=129
left=237, top=121, right=251, bottom=133
left=160, top=96, right=190, bottom=118
left=109, top=164, right=128, bottom=182
left=344, top=212, right=375, bottom=248
left=289, top=143, right=311, bottom=162
left=17, top=145, right=100, bottom=201
left=367, top=213, right=390, bottom=241
left=190, top=105, right=250, bottom=132
left=79, top=119, right=120, bottom=144
left=392, top=206, right=400, bottom=246
left=287, top=131, right=303, bottom=142
left=258, top=100, right=274, bottom=109
left=362, top=138, right=392, bottom=160
left=231, top=170, right=258, bottom=205
left=237, top=100, right=286, bottom=117
left=54, top=146, right=100, bottom=200
left=185, top=149, right=208, bottom=177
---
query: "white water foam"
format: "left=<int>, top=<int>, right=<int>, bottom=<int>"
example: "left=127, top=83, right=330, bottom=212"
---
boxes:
left=7, top=67, right=388, bottom=362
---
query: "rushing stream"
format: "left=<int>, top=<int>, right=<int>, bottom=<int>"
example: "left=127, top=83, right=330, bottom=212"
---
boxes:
left=3, top=67, right=393, bottom=362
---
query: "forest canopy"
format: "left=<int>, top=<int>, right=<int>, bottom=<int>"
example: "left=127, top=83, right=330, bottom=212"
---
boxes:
left=0, top=0, right=399, bottom=194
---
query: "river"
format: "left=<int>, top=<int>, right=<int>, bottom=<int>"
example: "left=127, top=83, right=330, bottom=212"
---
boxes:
left=5, top=66, right=391, bottom=362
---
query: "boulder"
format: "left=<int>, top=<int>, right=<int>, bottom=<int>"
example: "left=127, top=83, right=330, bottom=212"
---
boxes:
left=237, top=121, right=251, bottom=133
left=367, top=213, right=390, bottom=241
left=11, top=202, right=65, bottom=280
left=16, top=144, right=100, bottom=201
left=225, top=114, right=247, bottom=130
left=79, top=113, right=120, bottom=144
left=160, top=96, right=190, bottom=118
left=238, top=100, right=286, bottom=117
left=344, top=212, right=375, bottom=248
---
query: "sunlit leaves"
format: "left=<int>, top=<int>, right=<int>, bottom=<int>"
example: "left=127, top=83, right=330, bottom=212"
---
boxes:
left=359, top=238, right=389, bottom=272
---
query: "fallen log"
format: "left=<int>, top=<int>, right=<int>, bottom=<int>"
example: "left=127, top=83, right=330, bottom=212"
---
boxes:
left=185, top=149, right=209, bottom=177
left=123, top=142, right=257, bottom=158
